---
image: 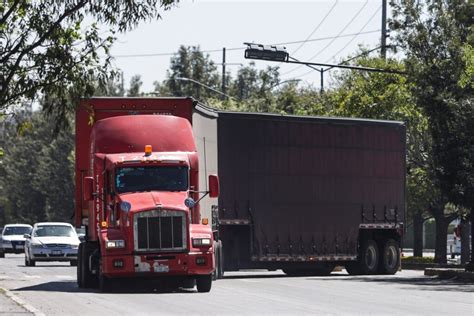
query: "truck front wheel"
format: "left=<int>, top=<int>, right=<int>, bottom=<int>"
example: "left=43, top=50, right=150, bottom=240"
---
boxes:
left=196, top=274, right=212, bottom=293
left=379, top=239, right=400, bottom=275
left=78, top=242, right=96, bottom=288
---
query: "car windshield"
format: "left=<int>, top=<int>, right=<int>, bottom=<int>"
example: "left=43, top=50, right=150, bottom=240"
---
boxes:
left=34, top=225, right=75, bottom=237
left=3, top=226, right=31, bottom=236
left=115, top=166, right=188, bottom=193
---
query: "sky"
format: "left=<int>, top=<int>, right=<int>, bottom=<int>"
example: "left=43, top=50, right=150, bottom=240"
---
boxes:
left=110, top=0, right=391, bottom=93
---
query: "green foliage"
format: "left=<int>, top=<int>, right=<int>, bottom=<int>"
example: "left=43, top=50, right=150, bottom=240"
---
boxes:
left=391, top=0, right=474, bottom=211
left=127, top=75, right=144, bottom=97
left=1, top=0, right=178, bottom=127
left=0, top=111, right=74, bottom=225
left=155, top=46, right=220, bottom=100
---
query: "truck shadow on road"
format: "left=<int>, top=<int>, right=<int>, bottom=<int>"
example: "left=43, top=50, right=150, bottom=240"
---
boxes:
left=309, top=275, right=474, bottom=293
left=12, top=280, right=199, bottom=294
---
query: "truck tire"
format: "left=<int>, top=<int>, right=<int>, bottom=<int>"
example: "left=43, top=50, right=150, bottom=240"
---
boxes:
left=196, top=274, right=212, bottom=293
left=360, top=239, right=379, bottom=274
left=379, top=239, right=400, bottom=275
left=99, top=271, right=112, bottom=293
left=77, top=243, right=83, bottom=287
left=216, top=240, right=224, bottom=279
left=78, top=242, right=96, bottom=288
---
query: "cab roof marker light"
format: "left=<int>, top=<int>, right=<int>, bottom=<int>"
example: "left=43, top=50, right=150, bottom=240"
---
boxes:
left=145, top=145, right=152, bottom=156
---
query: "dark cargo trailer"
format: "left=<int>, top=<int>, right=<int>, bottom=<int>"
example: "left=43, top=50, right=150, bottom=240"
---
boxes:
left=194, top=107, right=406, bottom=276
left=75, top=97, right=406, bottom=279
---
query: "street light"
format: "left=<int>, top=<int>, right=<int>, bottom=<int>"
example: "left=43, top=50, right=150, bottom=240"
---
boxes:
left=243, top=42, right=404, bottom=75
left=174, top=77, right=234, bottom=100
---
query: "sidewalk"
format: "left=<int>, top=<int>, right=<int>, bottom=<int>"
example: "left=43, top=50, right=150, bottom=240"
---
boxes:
left=0, top=288, right=33, bottom=315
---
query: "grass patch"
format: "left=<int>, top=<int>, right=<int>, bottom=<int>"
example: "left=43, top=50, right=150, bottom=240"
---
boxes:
left=402, top=256, right=435, bottom=264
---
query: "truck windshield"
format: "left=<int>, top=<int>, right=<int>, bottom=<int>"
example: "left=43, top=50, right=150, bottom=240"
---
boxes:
left=115, top=166, right=188, bottom=193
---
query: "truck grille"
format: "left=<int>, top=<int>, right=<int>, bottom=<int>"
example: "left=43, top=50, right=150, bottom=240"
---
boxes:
left=134, top=209, right=187, bottom=252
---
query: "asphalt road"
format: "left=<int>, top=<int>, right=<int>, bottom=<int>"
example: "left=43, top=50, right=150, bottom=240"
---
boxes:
left=0, top=254, right=472, bottom=315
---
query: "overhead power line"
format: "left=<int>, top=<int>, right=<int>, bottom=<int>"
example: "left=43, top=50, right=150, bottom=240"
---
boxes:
left=292, top=4, right=382, bottom=79
left=324, top=4, right=381, bottom=64
left=111, top=30, right=380, bottom=59
left=281, top=0, right=370, bottom=76
left=290, top=0, right=339, bottom=55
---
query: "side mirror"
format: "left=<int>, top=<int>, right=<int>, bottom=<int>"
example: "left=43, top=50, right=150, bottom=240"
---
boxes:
left=208, top=174, right=219, bottom=198
left=83, top=176, right=94, bottom=201
left=24, top=234, right=31, bottom=239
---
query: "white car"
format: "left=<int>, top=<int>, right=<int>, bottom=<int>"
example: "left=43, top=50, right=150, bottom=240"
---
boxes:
left=0, top=224, right=33, bottom=258
left=24, top=222, right=80, bottom=266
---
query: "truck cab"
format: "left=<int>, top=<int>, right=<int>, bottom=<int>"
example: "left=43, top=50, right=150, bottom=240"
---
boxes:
left=77, top=112, right=218, bottom=292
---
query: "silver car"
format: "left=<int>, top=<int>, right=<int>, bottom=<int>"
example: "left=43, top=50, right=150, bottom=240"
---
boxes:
left=25, top=222, right=80, bottom=266
left=0, top=224, right=33, bottom=257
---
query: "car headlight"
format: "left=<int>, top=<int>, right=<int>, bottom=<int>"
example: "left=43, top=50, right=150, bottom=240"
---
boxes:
left=71, top=244, right=79, bottom=249
left=31, top=243, right=44, bottom=248
left=106, top=240, right=125, bottom=249
left=192, top=238, right=212, bottom=248
left=2, top=240, right=11, bottom=244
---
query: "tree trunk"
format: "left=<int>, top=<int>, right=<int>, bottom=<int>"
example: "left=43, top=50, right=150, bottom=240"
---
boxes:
left=460, top=217, right=470, bottom=264
left=413, top=211, right=424, bottom=257
left=434, top=216, right=448, bottom=264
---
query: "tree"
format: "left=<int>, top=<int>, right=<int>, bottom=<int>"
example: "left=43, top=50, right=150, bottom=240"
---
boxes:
left=390, top=0, right=473, bottom=263
left=156, top=46, right=220, bottom=100
left=0, top=110, right=75, bottom=225
left=1, top=0, right=178, bottom=126
left=127, top=75, right=143, bottom=97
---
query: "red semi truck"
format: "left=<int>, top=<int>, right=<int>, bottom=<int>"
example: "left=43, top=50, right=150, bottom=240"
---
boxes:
left=75, top=97, right=406, bottom=291
left=75, top=98, right=219, bottom=292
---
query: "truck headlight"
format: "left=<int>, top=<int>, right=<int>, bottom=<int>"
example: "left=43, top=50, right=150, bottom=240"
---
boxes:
left=106, top=240, right=125, bottom=249
left=192, top=238, right=212, bottom=247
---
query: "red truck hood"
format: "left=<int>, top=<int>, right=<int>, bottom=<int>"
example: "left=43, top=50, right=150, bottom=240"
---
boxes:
left=117, top=191, right=188, bottom=212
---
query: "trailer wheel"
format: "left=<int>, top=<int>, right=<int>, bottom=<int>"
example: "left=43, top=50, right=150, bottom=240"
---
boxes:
left=360, top=239, right=379, bottom=274
left=196, top=274, right=212, bottom=293
left=379, top=239, right=400, bottom=275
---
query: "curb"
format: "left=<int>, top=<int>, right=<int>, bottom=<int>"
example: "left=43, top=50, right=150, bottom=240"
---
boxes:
left=424, top=268, right=474, bottom=281
left=0, top=287, right=45, bottom=316
left=402, top=263, right=465, bottom=270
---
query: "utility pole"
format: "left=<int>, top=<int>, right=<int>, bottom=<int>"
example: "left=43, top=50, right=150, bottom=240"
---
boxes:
left=222, top=47, right=226, bottom=100
left=320, top=68, right=324, bottom=94
left=381, top=0, right=387, bottom=59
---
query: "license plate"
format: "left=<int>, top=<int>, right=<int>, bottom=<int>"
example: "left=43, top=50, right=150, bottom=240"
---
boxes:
left=154, top=264, right=169, bottom=273
left=52, top=250, right=62, bottom=255
left=16, top=245, right=23, bottom=249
